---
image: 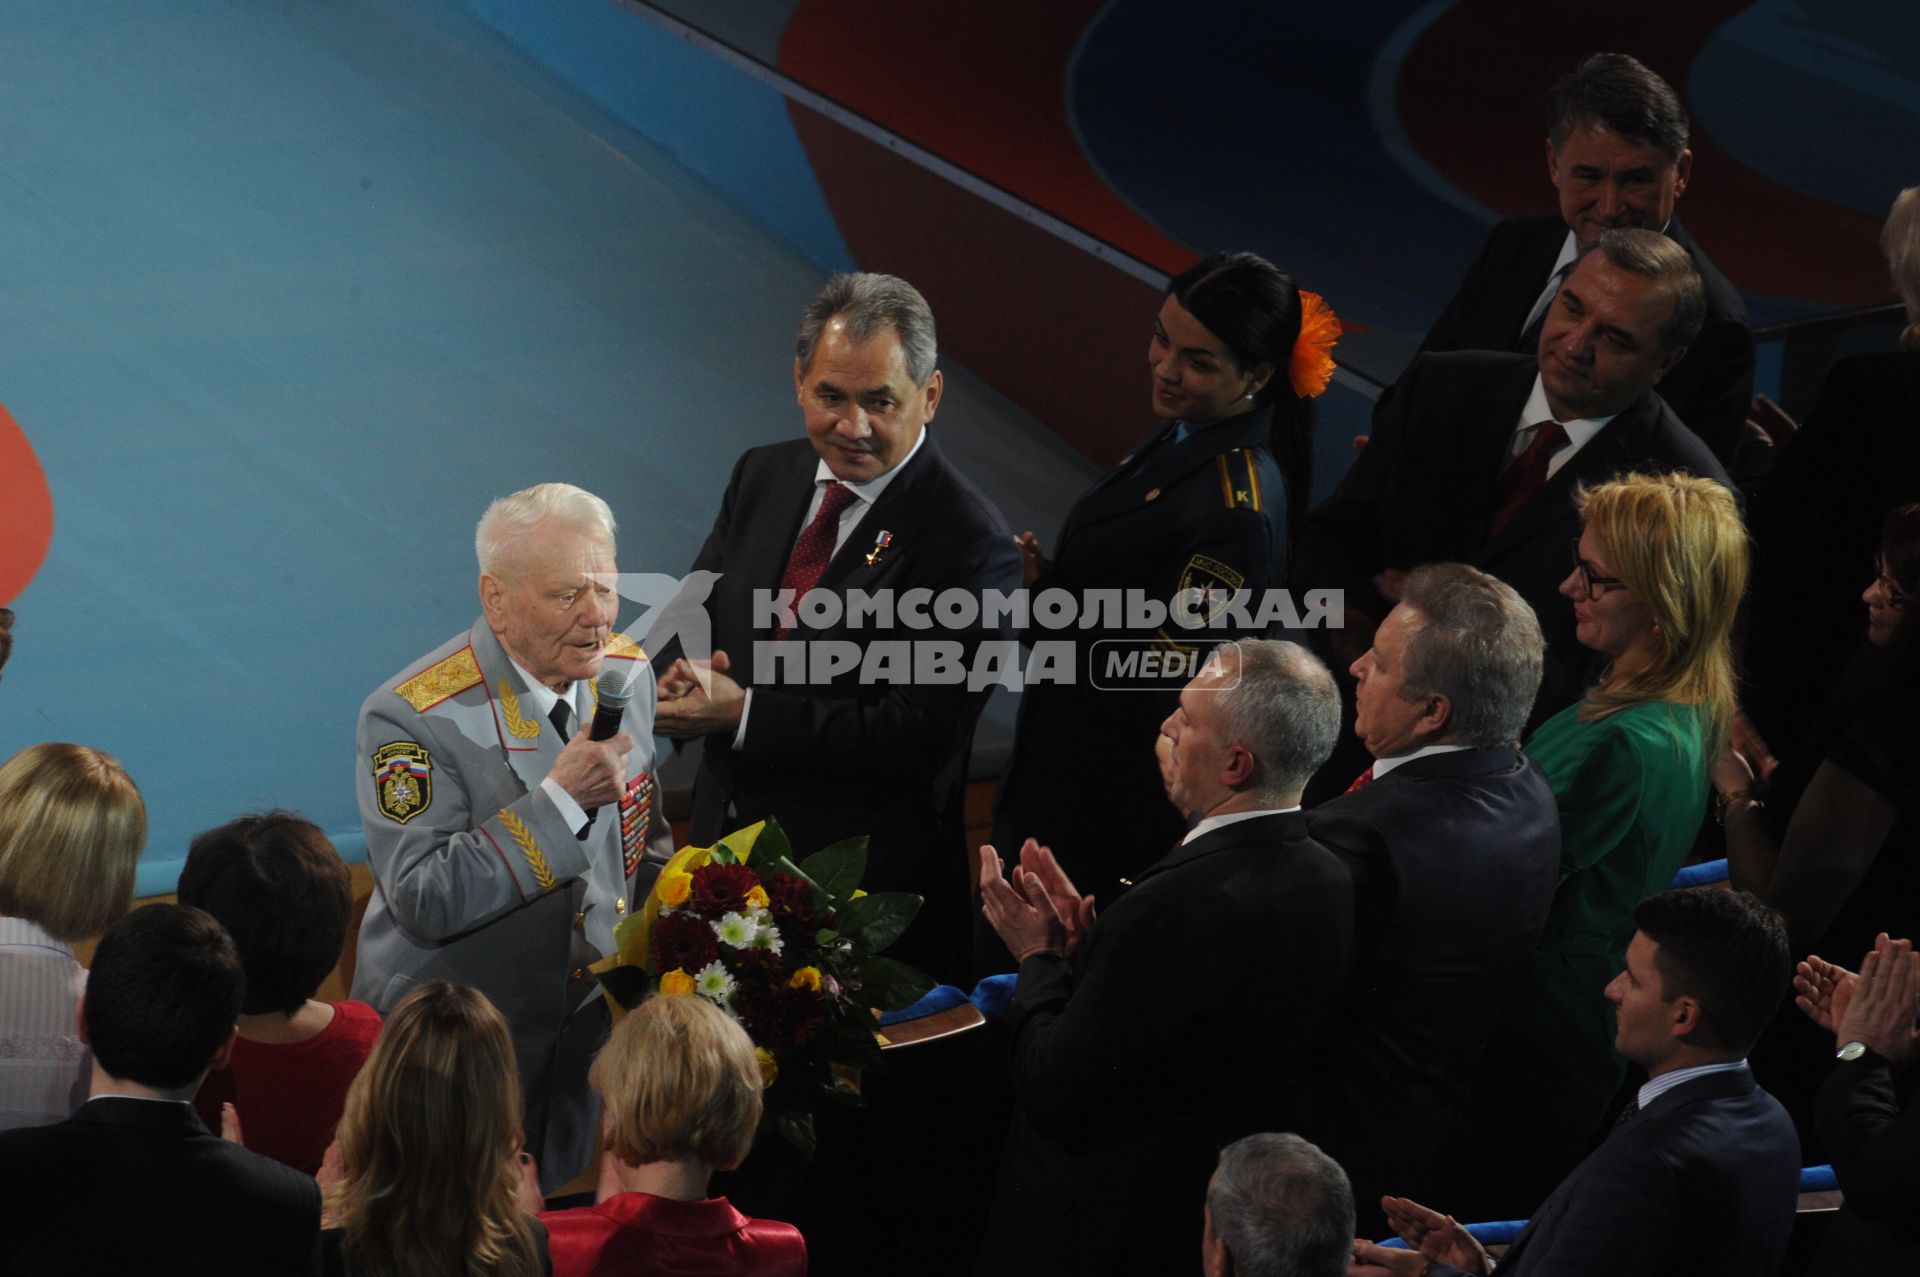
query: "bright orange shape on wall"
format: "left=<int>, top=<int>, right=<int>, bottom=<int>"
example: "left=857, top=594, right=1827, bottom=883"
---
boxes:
left=0, top=402, right=53, bottom=604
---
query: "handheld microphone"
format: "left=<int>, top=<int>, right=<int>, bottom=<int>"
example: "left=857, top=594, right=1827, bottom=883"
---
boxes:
left=589, top=663, right=631, bottom=741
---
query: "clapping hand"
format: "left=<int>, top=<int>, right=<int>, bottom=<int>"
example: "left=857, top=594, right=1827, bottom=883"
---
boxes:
left=1347, top=1197, right=1491, bottom=1276
left=978, top=838, right=1093, bottom=961
left=654, top=650, right=745, bottom=739
left=1795, top=953, right=1857, bottom=1036
left=1831, top=933, right=1920, bottom=1071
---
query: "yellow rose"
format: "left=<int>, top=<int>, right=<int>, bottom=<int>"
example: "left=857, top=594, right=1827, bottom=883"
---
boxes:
left=659, top=871, right=693, bottom=908
left=659, top=969, right=695, bottom=997
left=745, top=885, right=770, bottom=910
left=754, top=1047, right=779, bottom=1089
left=787, top=966, right=823, bottom=992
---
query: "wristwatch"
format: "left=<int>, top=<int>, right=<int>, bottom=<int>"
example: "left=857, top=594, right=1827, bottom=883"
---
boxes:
left=1837, top=1040, right=1870, bottom=1062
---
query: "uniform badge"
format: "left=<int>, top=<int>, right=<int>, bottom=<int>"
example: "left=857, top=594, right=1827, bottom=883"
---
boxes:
left=372, top=741, right=433, bottom=824
left=1175, top=554, right=1246, bottom=627
left=618, top=771, right=653, bottom=880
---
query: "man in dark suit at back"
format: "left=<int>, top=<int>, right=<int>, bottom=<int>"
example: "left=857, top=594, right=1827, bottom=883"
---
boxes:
left=652, top=272, right=1021, bottom=977
left=1352, top=888, right=1802, bottom=1277
left=1295, top=227, right=1730, bottom=745
left=974, top=640, right=1354, bottom=1276
left=1303, top=564, right=1559, bottom=1237
left=0, top=904, right=320, bottom=1274
left=1417, top=52, right=1752, bottom=464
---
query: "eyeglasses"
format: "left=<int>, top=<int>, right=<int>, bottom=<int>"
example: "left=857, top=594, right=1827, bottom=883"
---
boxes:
left=1873, top=558, right=1913, bottom=609
left=1570, top=539, right=1628, bottom=600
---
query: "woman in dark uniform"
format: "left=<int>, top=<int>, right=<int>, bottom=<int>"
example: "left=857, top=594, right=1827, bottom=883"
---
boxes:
left=984, top=251, right=1339, bottom=960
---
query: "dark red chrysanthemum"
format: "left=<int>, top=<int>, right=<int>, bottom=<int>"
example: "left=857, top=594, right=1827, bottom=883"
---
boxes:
left=650, top=911, right=719, bottom=974
left=732, top=981, right=830, bottom=1049
left=687, top=862, right=759, bottom=918
left=730, top=947, right=783, bottom=986
left=764, top=873, right=832, bottom=932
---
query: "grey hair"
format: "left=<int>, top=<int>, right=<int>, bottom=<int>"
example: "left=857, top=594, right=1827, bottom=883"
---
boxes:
left=1208, top=1133, right=1355, bottom=1277
left=475, top=483, right=616, bottom=576
left=1884, top=185, right=1920, bottom=331
left=1546, top=53, right=1689, bottom=161
left=1210, top=640, right=1341, bottom=802
left=795, top=273, right=938, bottom=386
left=1395, top=564, right=1545, bottom=748
left=1578, top=228, right=1705, bottom=356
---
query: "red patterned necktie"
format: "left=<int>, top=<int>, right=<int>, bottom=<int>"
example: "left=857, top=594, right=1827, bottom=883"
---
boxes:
left=1344, top=766, right=1375, bottom=794
left=1487, top=421, right=1568, bottom=539
left=775, top=482, right=859, bottom=640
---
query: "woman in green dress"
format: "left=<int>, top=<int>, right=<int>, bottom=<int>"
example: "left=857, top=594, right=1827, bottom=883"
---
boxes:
left=1470, top=471, right=1747, bottom=1217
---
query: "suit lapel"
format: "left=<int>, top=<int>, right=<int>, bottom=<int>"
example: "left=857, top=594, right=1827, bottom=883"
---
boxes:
left=1482, top=393, right=1663, bottom=561
left=1137, top=809, right=1305, bottom=882
left=1457, top=365, right=1537, bottom=554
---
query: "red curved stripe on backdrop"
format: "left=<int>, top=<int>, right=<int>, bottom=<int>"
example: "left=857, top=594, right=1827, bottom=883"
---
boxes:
left=1397, top=2, right=1887, bottom=306
left=0, top=402, right=53, bottom=604
left=777, top=0, right=1194, bottom=274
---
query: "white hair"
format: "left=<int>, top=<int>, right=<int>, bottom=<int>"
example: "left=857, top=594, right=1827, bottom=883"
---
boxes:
left=475, top=483, right=616, bottom=575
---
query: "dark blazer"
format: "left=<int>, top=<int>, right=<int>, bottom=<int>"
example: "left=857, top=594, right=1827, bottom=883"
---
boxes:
left=975, top=810, right=1354, bottom=1277
left=1294, top=350, right=1730, bottom=720
left=1805, top=1054, right=1920, bottom=1275
left=670, top=435, right=1020, bottom=975
left=1420, top=213, right=1754, bottom=461
left=992, top=408, right=1291, bottom=900
left=1303, top=746, right=1560, bottom=1232
left=0, top=1096, right=320, bottom=1275
left=1434, top=1067, right=1799, bottom=1277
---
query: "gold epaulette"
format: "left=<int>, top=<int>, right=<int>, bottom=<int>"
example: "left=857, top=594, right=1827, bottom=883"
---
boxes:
left=605, top=632, right=647, bottom=661
left=393, top=647, right=483, bottom=712
left=1215, top=450, right=1264, bottom=512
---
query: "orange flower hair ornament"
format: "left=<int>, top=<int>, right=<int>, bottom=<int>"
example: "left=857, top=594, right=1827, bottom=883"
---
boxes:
left=1286, top=290, right=1342, bottom=399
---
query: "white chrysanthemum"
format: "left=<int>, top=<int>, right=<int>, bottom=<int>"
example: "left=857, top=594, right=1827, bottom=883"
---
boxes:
left=695, top=960, right=736, bottom=1006
left=713, top=911, right=755, bottom=948
left=750, top=916, right=785, bottom=955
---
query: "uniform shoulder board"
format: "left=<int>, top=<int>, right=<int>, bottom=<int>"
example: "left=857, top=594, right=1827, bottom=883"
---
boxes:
left=604, top=633, right=648, bottom=662
left=393, top=647, right=483, bottom=713
left=1215, top=450, right=1264, bottom=512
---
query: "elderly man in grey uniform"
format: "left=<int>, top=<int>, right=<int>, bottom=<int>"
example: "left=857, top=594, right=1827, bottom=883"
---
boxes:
left=350, top=482, right=673, bottom=1191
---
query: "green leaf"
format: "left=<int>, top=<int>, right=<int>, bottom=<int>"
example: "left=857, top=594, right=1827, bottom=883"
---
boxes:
left=835, top=892, right=922, bottom=955
left=813, top=928, right=839, bottom=945
left=596, top=964, right=652, bottom=1012
left=799, top=837, right=869, bottom=900
left=859, top=955, right=937, bottom=1012
left=751, top=819, right=792, bottom=866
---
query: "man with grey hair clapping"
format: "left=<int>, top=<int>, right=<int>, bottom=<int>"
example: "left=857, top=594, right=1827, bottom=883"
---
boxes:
left=974, top=640, right=1354, bottom=1276
left=1304, top=564, right=1560, bottom=1234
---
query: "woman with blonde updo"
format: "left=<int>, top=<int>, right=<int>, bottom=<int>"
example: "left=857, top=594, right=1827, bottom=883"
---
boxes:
left=320, top=982, right=548, bottom=1277
left=1471, top=471, right=1747, bottom=1214
left=0, top=743, right=145, bottom=1130
left=542, top=994, right=805, bottom=1277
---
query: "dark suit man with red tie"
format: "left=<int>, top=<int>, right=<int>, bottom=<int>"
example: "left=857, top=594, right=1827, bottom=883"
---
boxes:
left=653, top=273, right=1021, bottom=977
left=1416, top=53, right=1753, bottom=464
left=1295, top=228, right=1730, bottom=746
left=1301, top=565, right=1559, bottom=1237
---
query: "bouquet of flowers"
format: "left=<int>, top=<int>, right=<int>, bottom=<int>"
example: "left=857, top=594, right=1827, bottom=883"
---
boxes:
left=592, top=818, right=935, bottom=1156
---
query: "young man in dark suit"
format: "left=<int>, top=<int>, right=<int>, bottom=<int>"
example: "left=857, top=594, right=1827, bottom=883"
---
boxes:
left=0, top=904, right=320, bottom=1274
left=1418, top=52, right=1752, bottom=463
left=974, top=639, right=1354, bottom=1276
left=1353, top=887, right=1801, bottom=1277
left=652, top=272, right=1021, bottom=977
left=1303, top=565, right=1560, bottom=1235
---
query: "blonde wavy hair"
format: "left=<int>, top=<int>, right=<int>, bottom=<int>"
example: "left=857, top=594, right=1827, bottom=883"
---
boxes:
left=328, top=983, right=541, bottom=1277
left=592, top=993, right=762, bottom=1171
left=0, top=743, right=145, bottom=942
left=1575, top=473, right=1746, bottom=749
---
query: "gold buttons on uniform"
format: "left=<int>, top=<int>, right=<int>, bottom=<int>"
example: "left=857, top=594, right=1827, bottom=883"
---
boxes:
left=615, top=897, right=627, bottom=915
left=573, top=911, right=586, bottom=931
left=1145, top=488, right=1162, bottom=502
left=570, top=966, right=585, bottom=984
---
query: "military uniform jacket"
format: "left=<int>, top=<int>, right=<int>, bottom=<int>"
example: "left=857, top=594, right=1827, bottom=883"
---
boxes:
left=349, top=619, right=672, bottom=1186
left=992, top=407, right=1289, bottom=896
